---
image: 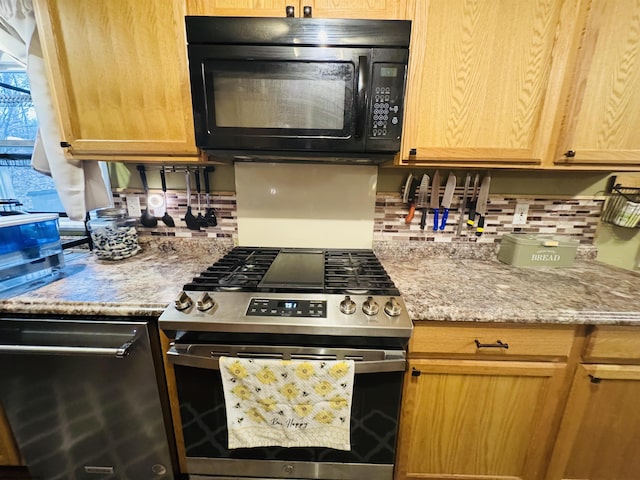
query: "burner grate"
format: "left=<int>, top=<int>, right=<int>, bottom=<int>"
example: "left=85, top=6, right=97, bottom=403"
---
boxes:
left=182, top=247, right=399, bottom=295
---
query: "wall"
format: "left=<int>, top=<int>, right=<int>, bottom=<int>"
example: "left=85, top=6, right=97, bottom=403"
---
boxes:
left=108, top=163, right=640, bottom=271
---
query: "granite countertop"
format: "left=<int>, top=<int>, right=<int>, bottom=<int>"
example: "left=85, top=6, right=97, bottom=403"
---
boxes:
left=1, top=239, right=639, bottom=325
left=0, top=238, right=233, bottom=317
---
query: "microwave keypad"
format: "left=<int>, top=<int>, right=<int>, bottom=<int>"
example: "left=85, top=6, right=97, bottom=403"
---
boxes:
left=371, top=64, right=404, bottom=139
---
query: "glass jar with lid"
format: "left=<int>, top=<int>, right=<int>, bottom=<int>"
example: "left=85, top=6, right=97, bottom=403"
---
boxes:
left=87, top=208, right=140, bottom=260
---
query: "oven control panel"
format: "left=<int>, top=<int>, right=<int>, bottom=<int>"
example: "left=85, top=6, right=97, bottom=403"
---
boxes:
left=247, top=298, right=327, bottom=318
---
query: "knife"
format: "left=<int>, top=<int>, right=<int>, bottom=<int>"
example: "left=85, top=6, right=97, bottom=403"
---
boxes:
left=439, top=173, right=457, bottom=230
left=474, top=174, right=491, bottom=237
left=430, top=170, right=441, bottom=231
left=404, top=175, right=420, bottom=224
left=402, top=173, right=413, bottom=204
left=456, top=173, right=471, bottom=235
left=466, top=173, right=480, bottom=227
left=416, top=174, right=430, bottom=230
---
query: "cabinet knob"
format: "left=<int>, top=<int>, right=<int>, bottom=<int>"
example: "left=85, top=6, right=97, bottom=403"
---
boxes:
left=588, top=374, right=601, bottom=384
left=60, top=141, right=71, bottom=148
left=411, top=367, right=421, bottom=377
left=285, top=5, right=295, bottom=17
left=564, top=150, right=576, bottom=158
left=303, top=5, right=312, bottom=17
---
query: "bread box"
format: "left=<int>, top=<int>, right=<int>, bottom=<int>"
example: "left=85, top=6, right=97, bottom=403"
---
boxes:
left=497, top=233, right=579, bottom=267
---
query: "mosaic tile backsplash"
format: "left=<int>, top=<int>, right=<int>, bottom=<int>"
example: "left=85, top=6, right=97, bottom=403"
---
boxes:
left=113, top=189, right=605, bottom=246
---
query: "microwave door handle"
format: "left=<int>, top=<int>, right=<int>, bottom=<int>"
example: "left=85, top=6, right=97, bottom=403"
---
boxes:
left=354, top=56, right=368, bottom=139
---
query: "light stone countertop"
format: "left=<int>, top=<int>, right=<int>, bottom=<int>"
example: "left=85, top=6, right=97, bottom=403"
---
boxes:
left=1, top=238, right=639, bottom=326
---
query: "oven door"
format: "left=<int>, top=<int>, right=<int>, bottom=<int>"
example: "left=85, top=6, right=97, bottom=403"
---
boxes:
left=167, top=343, right=406, bottom=480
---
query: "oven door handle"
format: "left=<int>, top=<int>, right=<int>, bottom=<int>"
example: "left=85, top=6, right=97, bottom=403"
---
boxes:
left=166, top=347, right=406, bottom=373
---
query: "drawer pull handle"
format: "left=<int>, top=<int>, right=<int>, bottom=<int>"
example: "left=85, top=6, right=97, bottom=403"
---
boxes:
left=588, top=375, right=601, bottom=384
left=474, top=339, right=509, bottom=349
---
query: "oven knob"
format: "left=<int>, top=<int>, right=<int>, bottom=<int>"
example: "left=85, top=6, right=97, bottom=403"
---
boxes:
left=196, top=292, right=215, bottom=312
left=362, top=296, right=380, bottom=316
left=339, top=296, right=357, bottom=315
left=283, top=464, right=294, bottom=475
left=174, top=291, right=193, bottom=311
left=384, top=297, right=402, bottom=316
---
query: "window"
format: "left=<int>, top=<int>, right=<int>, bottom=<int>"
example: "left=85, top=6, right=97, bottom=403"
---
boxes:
left=0, top=51, right=65, bottom=214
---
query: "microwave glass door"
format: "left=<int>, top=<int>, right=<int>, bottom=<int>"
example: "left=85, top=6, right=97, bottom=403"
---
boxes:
left=204, top=60, right=354, bottom=137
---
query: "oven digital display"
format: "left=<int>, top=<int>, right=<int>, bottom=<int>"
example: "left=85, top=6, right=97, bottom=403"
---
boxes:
left=278, top=301, right=298, bottom=310
left=247, top=299, right=326, bottom=318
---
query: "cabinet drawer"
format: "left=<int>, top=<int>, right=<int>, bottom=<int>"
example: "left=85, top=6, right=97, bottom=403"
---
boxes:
left=583, top=326, right=640, bottom=363
left=410, top=323, right=576, bottom=360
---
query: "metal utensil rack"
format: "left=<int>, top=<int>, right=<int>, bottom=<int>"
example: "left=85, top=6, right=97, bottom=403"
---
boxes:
left=602, top=186, right=640, bottom=228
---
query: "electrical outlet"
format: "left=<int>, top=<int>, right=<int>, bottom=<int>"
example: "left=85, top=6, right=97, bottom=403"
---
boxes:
left=513, top=203, right=529, bottom=225
left=126, top=196, right=141, bottom=218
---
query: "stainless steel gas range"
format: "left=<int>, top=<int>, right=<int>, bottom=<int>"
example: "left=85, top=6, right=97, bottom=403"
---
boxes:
left=159, top=247, right=412, bottom=480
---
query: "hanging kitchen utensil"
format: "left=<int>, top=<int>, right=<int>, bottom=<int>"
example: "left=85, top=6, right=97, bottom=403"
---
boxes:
left=475, top=173, right=491, bottom=237
left=457, top=173, right=471, bottom=236
left=194, top=167, right=206, bottom=227
left=183, top=169, right=200, bottom=230
left=159, top=166, right=175, bottom=227
left=429, top=170, right=441, bottom=231
left=439, top=173, right=457, bottom=230
left=203, top=166, right=217, bottom=227
left=136, top=165, right=157, bottom=228
left=416, top=174, right=430, bottom=230
left=404, top=177, right=420, bottom=224
left=467, top=173, right=480, bottom=227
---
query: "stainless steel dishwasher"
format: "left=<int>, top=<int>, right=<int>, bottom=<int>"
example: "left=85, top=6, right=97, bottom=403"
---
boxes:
left=0, top=315, right=177, bottom=480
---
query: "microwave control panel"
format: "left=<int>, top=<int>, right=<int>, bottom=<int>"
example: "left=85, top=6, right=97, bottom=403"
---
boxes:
left=370, top=63, right=406, bottom=140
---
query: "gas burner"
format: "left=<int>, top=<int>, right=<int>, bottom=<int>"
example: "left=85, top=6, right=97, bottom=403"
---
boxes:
left=218, top=273, right=249, bottom=287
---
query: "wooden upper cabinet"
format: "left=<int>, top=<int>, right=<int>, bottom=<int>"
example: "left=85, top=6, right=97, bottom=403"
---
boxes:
left=186, top=0, right=408, bottom=19
left=33, top=0, right=199, bottom=161
left=399, top=0, right=578, bottom=167
left=307, top=0, right=409, bottom=19
left=554, top=0, right=640, bottom=168
left=186, top=0, right=291, bottom=17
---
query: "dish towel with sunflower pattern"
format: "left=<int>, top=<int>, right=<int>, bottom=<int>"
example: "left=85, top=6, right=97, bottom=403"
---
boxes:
left=219, top=356, right=355, bottom=450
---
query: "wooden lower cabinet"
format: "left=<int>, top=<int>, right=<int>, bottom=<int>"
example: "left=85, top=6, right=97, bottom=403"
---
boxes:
left=396, top=358, right=567, bottom=480
left=395, top=323, right=579, bottom=480
left=545, top=326, right=640, bottom=480
left=0, top=405, right=20, bottom=466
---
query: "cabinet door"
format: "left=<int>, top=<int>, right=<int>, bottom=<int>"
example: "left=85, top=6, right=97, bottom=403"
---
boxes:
left=399, top=0, right=577, bottom=167
left=546, top=364, right=640, bottom=480
left=0, top=405, right=20, bottom=466
left=34, top=0, right=198, bottom=159
left=308, top=0, right=409, bottom=19
left=396, top=359, right=567, bottom=480
left=554, top=0, right=640, bottom=167
left=186, top=0, right=408, bottom=19
left=186, top=0, right=292, bottom=17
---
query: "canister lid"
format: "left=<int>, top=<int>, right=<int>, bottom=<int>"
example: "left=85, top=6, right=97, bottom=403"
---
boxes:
left=95, top=207, right=128, bottom=218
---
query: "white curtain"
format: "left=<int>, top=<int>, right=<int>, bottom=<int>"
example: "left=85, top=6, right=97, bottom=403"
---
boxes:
left=0, top=0, right=111, bottom=220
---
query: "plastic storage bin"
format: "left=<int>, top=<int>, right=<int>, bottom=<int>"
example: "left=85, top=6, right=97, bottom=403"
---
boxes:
left=0, top=213, right=64, bottom=293
left=498, top=233, right=579, bottom=267
left=87, top=208, right=140, bottom=260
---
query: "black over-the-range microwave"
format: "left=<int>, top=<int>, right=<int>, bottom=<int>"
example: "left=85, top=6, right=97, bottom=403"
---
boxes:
left=185, top=16, right=411, bottom=164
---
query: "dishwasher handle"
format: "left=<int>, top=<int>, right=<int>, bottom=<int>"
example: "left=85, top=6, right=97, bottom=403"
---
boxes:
left=0, top=339, right=137, bottom=359
left=166, top=346, right=406, bottom=374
